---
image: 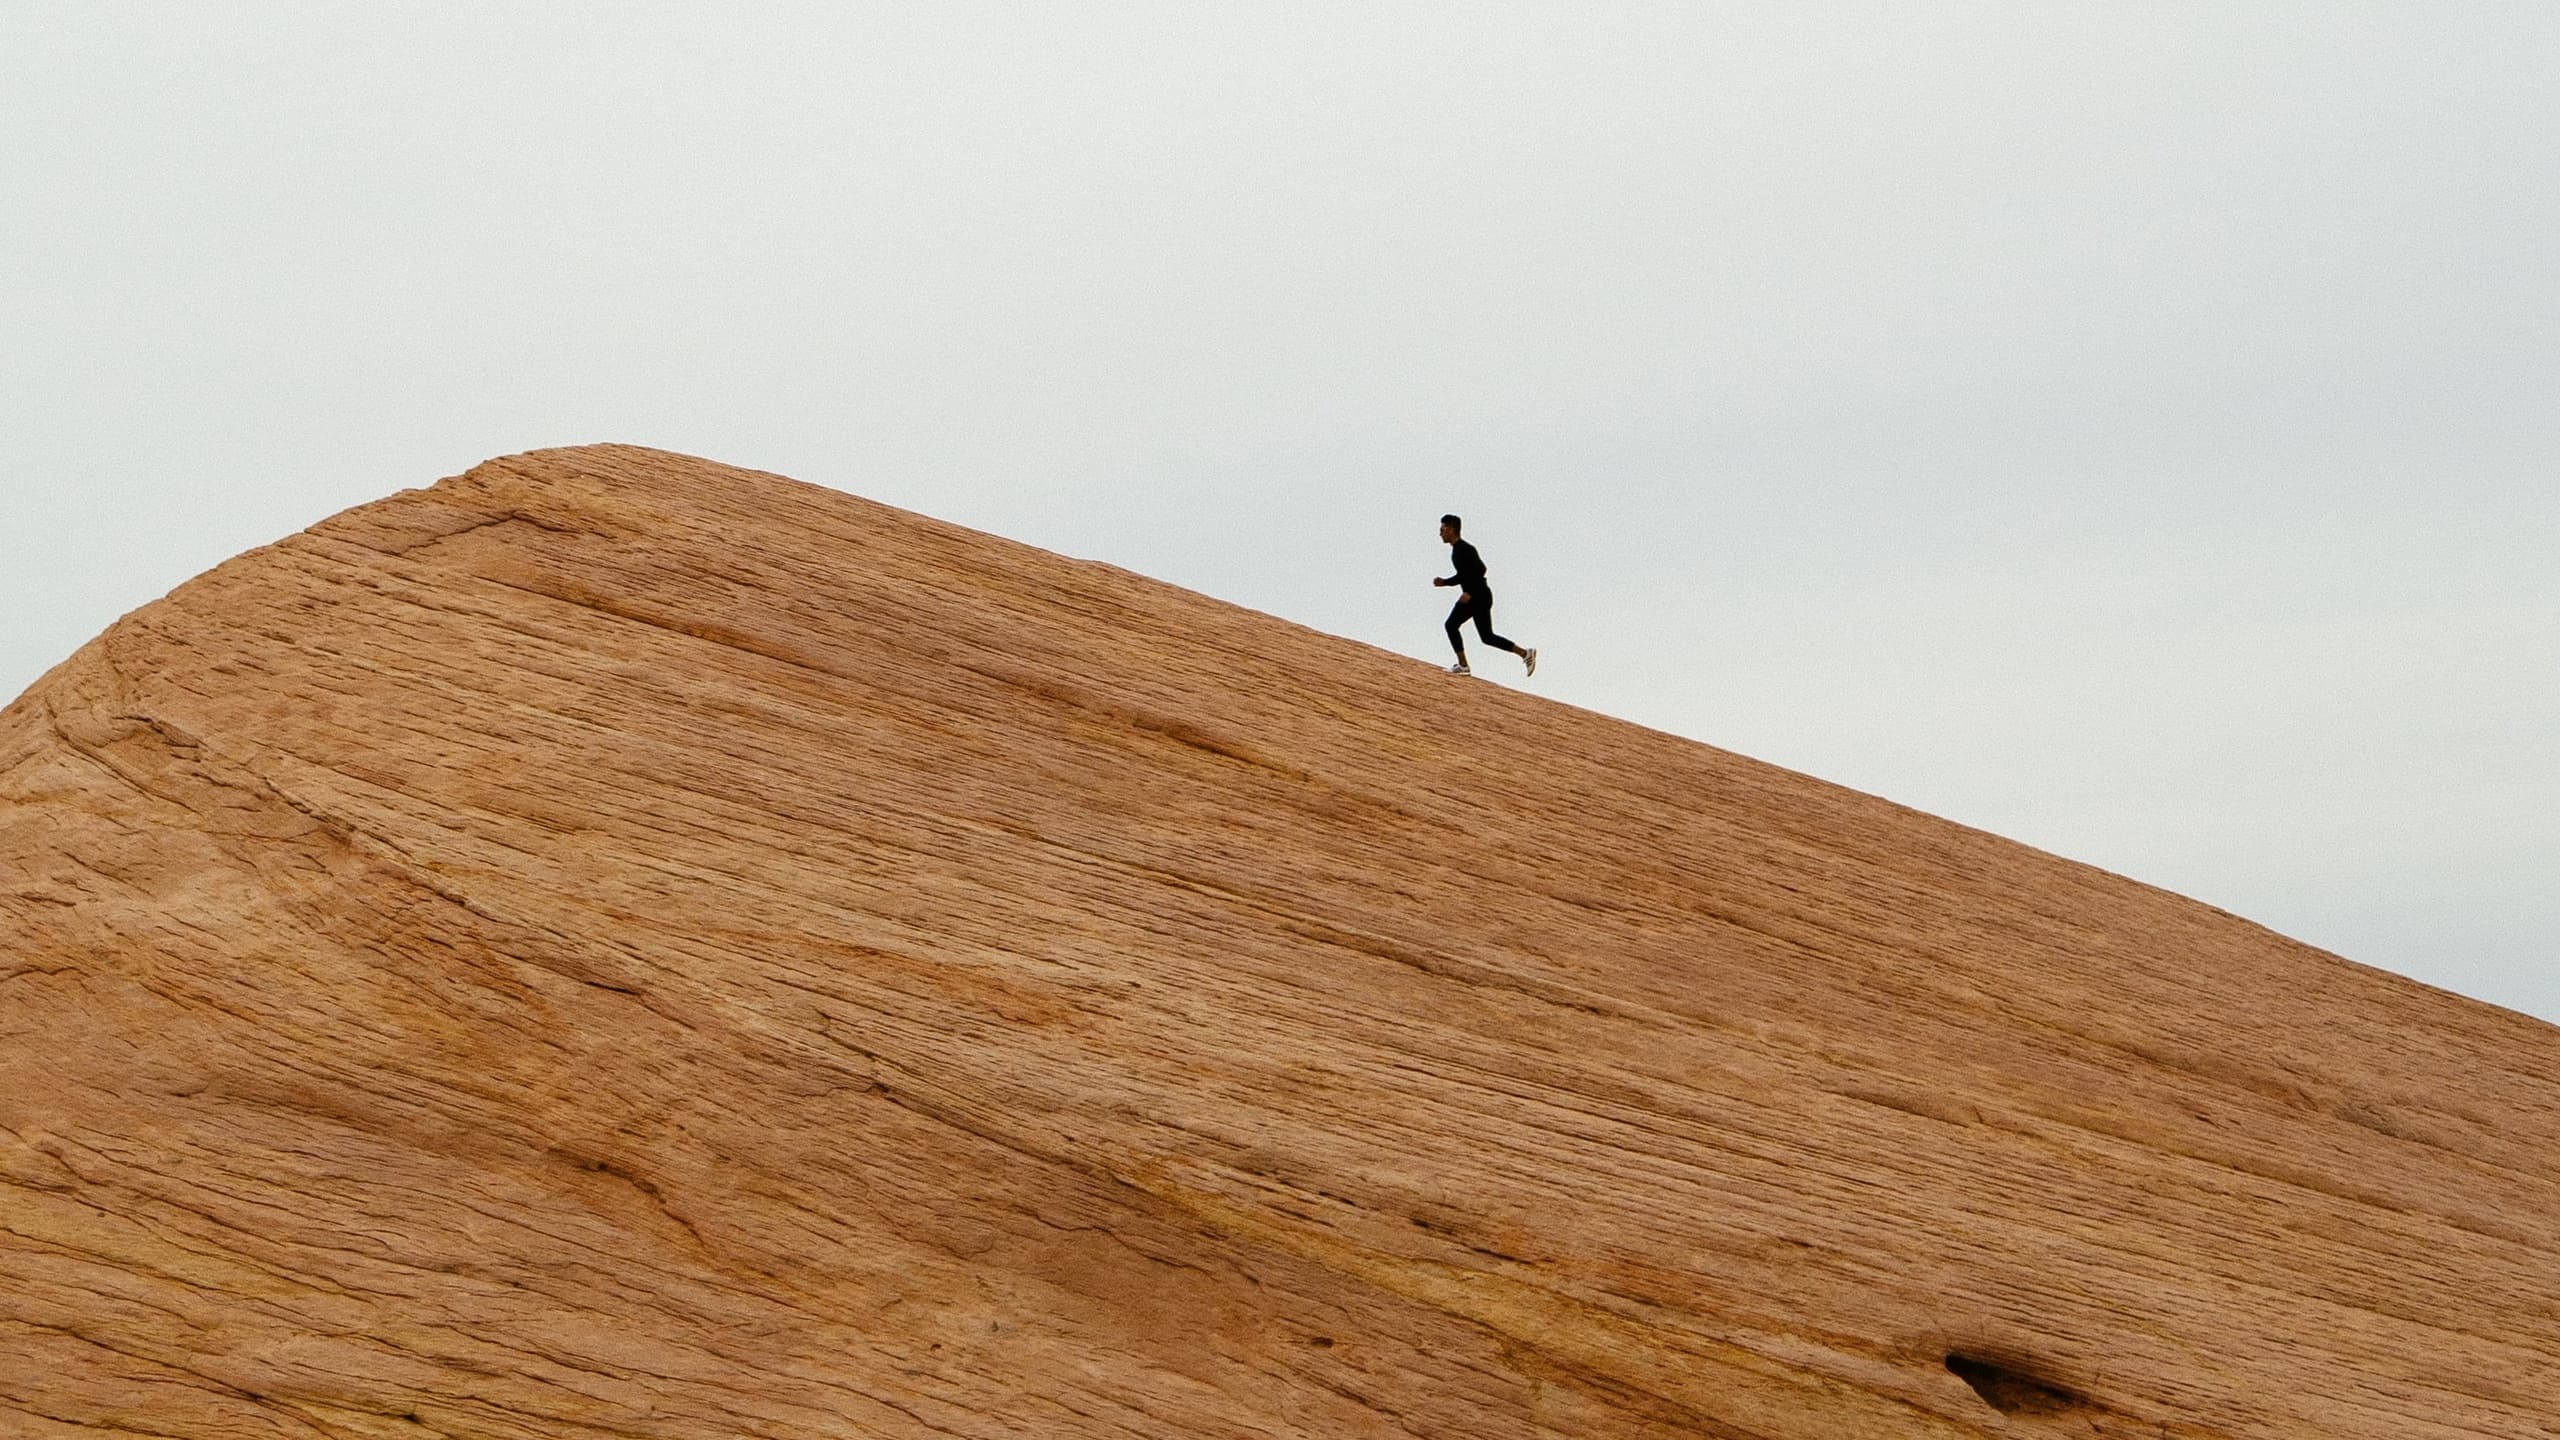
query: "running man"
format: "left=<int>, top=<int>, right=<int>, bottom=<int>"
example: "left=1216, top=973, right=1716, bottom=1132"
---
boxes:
left=1434, top=514, right=1536, bottom=677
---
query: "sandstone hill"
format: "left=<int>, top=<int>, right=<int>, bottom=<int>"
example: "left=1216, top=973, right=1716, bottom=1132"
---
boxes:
left=4, top=445, right=2557, bottom=1439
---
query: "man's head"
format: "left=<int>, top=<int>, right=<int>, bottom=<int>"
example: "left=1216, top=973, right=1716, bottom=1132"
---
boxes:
left=1439, top=514, right=1461, bottom=543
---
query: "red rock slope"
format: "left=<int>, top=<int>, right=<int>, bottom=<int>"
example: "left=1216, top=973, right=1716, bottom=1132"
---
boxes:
left=5, top=445, right=2557, bottom=1440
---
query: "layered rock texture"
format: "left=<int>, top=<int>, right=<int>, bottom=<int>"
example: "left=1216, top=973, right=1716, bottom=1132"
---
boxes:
left=5, top=446, right=2557, bottom=1439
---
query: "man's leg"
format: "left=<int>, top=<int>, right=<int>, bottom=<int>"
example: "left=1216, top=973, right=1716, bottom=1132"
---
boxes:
left=1444, top=600, right=1472, bottom=672
left=1472, top=598, right=1535, bottom=674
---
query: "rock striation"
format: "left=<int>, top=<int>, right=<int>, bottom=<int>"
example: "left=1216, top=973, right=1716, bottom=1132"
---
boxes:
left=4, top=445, right=2558, bottom=1439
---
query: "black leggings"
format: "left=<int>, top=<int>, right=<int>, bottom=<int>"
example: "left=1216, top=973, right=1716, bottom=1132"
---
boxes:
left=1445, top=590, right=1521, bottom=658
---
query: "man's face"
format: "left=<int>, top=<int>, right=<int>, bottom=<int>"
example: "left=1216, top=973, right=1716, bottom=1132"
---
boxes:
left=1438, top=522, right=1457, bottom=543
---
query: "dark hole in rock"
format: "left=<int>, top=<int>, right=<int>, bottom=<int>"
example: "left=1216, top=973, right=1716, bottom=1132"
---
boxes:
left=1946, top=1354, right=2085, bottom=1416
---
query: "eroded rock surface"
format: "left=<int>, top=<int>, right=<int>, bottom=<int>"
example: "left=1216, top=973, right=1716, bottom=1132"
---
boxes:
left=4, top=445, right=2556, bottom=1438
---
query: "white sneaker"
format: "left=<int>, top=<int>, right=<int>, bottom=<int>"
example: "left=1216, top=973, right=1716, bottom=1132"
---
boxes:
left=1522, top=647, right=1538, bottom=677
left=1447, top=661, right=1471, bottom=676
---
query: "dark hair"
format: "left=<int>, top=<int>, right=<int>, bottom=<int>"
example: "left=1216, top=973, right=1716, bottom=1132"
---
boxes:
left=1440, top=514, right=1462, bottom=531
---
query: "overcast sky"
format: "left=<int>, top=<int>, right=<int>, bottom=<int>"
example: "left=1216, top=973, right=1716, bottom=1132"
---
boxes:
left=6, top=4, right=2554, bottom=1023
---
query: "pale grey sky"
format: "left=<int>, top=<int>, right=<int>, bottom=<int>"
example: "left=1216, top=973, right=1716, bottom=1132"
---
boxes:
left=6, top=4, right=2555, bottom=1021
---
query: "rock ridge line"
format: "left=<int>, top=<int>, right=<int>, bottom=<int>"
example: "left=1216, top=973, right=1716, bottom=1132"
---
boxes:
left=4, top=444, right=2557, bottom=1439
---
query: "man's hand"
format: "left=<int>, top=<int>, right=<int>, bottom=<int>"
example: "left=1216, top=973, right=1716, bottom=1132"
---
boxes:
left=1432, top=577, right=1451, bottom=587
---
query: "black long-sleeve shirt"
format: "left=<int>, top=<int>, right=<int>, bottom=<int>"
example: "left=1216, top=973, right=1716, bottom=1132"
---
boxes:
left=1443, top=539, right=1489, bottom=596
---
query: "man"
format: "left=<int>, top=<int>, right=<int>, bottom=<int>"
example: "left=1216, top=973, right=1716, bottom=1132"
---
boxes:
left=1434, top=514, right=1536, bottom=678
